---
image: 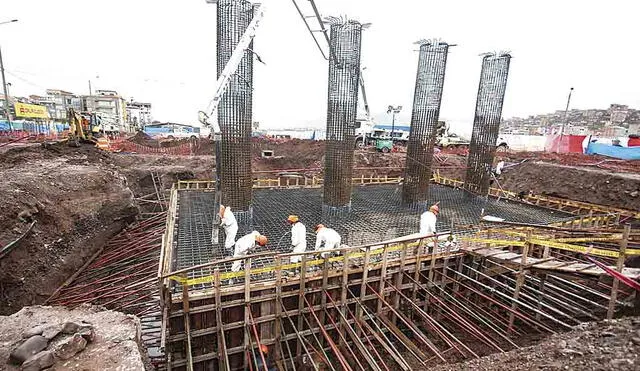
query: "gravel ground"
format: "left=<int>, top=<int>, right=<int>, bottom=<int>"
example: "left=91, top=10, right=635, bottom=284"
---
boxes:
left=432, top=317, right=640, bottom=371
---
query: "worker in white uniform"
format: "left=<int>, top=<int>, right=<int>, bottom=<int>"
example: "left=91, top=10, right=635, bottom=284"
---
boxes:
left=231, top=231, right=268, bottom=272
left=287, top=215, right=307, bottom=264
left=314, top=224, right=342, bottom=258
left=220, top=205, right=238, bottom=253
left=419, top=204, right=439, bottom=236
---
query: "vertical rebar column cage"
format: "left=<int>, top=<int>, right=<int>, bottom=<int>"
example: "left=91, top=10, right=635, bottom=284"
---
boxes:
left=465, top=52, right=511, bottom=195
left=323, top=17, right=366, bottom=216
left=216, top=0, right=254, bottom=215
left=402, top=40, right=451, bottom=207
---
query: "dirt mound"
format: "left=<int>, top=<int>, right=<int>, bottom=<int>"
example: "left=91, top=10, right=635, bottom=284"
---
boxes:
left=498, top=161, right=640, bottom=211
left=501, top=151, right=640, bottom=174
left=433, top=317, right=640, bottom=370
left=0, top=144, right=137, bottom=315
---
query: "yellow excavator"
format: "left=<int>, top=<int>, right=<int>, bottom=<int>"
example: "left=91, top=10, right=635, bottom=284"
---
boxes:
left=66, top=108, right=98, bottom=147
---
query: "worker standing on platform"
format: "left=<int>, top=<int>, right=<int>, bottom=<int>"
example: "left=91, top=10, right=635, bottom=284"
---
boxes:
left=220, top=204, right=238, bottom=254
left=314, top=224, right=342, bottom=258
left=231, top=231, right=268, bottom=272
left=287, top=215, right=307, bottom=263
left=420, top=203, right=439, bottom=235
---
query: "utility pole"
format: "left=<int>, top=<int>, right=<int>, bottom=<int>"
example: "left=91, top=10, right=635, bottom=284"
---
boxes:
left=88, top=80, right=92, bottom=96
left=559, top=87, right=574, bottom=138
left=0, top=46, right=11, bottom=126
left=387, top=105, right=402, bottom=142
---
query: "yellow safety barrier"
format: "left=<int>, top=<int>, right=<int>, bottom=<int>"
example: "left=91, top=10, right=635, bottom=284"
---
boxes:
left=461, top=238, right=526, bottom=247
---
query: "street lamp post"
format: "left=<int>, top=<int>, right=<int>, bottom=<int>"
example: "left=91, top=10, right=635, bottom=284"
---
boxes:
left=559, top=87, right=574, bottom=138
left=387, top=105, right=402, bottom=142
left=0, top=19, right=18, bottom=127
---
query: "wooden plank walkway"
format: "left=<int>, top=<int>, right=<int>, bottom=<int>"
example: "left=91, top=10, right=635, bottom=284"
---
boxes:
left=465, top=247, right=640, bottom=280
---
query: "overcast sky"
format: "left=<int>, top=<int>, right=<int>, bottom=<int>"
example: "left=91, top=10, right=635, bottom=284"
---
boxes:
left=2, top=0, right=639, bottom=132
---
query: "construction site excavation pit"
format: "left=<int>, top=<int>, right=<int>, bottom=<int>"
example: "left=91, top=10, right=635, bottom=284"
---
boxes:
left=155, top=178, right=640, bottom=371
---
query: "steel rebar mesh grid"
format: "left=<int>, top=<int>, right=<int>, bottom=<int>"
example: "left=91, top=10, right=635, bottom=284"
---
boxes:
left=172, top=184, right=574, bottom=291
left=323, top=17, right=365, bottom=212
left=403, top=40, right=450, bottom=207
left=217, top=0, right=254, bottom=211
left=465, top=52, right=511, bottom=195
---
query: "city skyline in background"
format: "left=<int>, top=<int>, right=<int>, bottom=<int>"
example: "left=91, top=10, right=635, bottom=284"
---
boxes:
left=2, top=0, right=639, bottom=129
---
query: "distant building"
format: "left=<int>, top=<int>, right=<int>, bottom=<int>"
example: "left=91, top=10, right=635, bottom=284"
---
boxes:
left=82, top=90, right=129, bottom=131
left=628, top=122, right=640, bottom=136
left=608, top=104, right=629, bottom=125
left=125, top=101, right=152, bottom=130
left=601, top=125, right=627, bottom=138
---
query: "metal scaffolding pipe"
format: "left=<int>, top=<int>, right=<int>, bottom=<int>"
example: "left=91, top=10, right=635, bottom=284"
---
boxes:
left=464, top=52, right=511, bottom=195
left=322, top=17, right=367, bottom=217
left=402, top=39, right=450, bottom=207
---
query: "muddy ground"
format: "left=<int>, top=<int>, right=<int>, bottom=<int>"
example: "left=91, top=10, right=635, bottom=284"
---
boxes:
left=0, top=138, right=637, bottom=317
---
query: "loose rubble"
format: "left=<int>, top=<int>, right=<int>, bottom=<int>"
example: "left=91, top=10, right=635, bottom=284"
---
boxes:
left=0, top=305, right=146, bottom=370
left=432, top=317, right=640, bottom=370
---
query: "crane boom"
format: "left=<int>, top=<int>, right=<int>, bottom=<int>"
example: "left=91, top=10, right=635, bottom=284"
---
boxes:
left=202, top=3, right=265, bottom=129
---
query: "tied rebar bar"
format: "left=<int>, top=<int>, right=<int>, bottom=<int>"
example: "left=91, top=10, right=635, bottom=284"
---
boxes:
left=465, top=52, right=511, bottom=196
left=402, top=39, right=451, bottom=208
left=323, top=17, right=366, bottom=216
left=217, top=0, right=255, bottom=214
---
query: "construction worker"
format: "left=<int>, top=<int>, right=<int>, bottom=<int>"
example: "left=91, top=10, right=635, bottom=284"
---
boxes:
left=254, top=344, right=276, bottom=371
left=231, top=231, right=268, bottom=272
left=314, top=224, right=342, bottom=258
left=287, top=215, right=307, bottom=263
left=420, top=204, right=439, bottom=236
left=220, top=204, right=238, bottom=253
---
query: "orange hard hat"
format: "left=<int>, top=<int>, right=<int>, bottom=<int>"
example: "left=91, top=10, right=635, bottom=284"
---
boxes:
left=315, top=224, right=325, bottom=233
left=287, top=215, right=299, bottom=223
left=255, top=234, right=268, bottom=246
left=429, top=204, right=440, bottom=215
left=260, top=344, right=268, bottom=354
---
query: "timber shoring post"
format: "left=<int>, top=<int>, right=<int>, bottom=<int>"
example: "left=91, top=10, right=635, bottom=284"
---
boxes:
left=274, top=256, right=283, bottom=367
left=377, top=244, right=390, bottom=322
left=244, top=257, right=252, bottom=371
left=214, top=269, right=230, bottom=371
left=341, top=250, right=350, bottom=334
left=356, top=245, right=371, bottom=334
left=411, top=238, right=424, bottom=307
left=608, top=224, right=630, bottom=319
left=392, top=243, right=407, bottom=325
left=180, top=274, right=193, bottom=371
left=509, top=231, right=531, bottom=332
left=296, top=254, right=307, bottom=363
left=319, top=257, right=329, bottom=350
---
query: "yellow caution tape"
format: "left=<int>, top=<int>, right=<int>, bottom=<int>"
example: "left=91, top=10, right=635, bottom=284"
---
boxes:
left=460, top=238, right=526, bottom=247
left=529, top=239, right=621, bottom=258
left=554, top=236, right=621, bottom=243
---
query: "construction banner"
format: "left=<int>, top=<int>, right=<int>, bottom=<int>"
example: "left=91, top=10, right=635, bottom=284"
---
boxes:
left=14, top=102, right=50, bottom=119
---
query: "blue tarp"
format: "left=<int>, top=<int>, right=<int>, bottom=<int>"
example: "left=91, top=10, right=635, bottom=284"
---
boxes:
left=586, top=142, right=640, bottom=160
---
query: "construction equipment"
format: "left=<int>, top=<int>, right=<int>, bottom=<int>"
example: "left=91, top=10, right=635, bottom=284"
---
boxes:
left=375, top=138, right=393, bottom=153
left=67, top=108, right=96, bottom=146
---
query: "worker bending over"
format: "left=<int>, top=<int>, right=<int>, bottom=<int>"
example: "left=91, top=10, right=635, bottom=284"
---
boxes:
left=220, top=205, right=238, bottom=253
left=420, top=204, right=439, bottom=236
left=287, top=215, right=307, bottom=263
left=314, top=224, right=341, bottom=258
left=231, top=231, right=268, bottom=272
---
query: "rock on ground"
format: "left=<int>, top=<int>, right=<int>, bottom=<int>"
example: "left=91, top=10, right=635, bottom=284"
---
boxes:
left=0, top=305, right=146, bottom=370
left=431, top=317, right=640, bottom=371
